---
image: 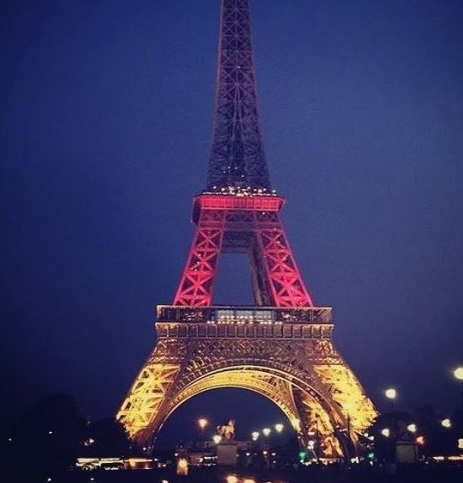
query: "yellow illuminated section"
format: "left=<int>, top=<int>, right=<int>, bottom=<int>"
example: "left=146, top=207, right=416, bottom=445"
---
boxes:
left=117, top=360, right=181, bottom=440
left=117, top=317, right=378, bottom=458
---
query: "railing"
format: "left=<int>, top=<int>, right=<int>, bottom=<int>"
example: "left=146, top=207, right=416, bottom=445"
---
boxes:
left=156, top=305, right=332, bottom=324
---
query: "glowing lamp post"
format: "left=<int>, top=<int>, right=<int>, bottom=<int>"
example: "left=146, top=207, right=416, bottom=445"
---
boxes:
left=385, top=388, right=397, bottom=412
left=380, top=428, right=390, bottom=438
left=441, top=418, right=451, bottom=429
left=384, top=388, right=398, bottom=452
left=197, top=417, right=208, bottom=449
left=262, top=428, right=271, bottom=437
left=198, top=418, right=208, bottom=431
left=454, top=367, right=463, bottom=408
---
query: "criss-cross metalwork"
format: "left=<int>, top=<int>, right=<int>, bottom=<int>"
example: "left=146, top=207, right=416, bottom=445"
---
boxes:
left=207, top=0, right=270, bottom=191
left=117, top=0, right=377, bottom=458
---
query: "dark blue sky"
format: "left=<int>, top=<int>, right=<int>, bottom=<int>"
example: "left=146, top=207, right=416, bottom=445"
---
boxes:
left=1, top=0, right=463, bottom=445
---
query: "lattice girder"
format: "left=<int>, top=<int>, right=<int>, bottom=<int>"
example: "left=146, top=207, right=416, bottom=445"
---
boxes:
left=118, top=317, right=378, bottom=457
left=117, top=363, right=181, bottom=440
left=255, top=218, right=314, bottom=307
left=173, top=210, right=226, bottom=306
left=174, top=195, right=314, bottom=307
left=207, top=0, right=271, bottom=191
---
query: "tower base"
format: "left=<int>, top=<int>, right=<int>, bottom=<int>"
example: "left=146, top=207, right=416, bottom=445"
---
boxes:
left=117, top=306, right=377, bottom=458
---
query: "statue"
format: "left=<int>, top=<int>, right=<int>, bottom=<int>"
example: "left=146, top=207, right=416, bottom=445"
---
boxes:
left=217, top=419, right=235, bottom=440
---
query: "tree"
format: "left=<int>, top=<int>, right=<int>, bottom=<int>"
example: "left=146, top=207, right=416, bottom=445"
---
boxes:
left=368, top=405, right=462, bottom=464
left=7, top=393, right=87, bottom=479
left=82, top=417, right=132, bottom=457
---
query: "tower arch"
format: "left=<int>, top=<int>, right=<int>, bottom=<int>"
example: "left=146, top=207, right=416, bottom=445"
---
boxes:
left=153, top=366, right=346, bottom=457
left=118, top=312, right=376, bottom=458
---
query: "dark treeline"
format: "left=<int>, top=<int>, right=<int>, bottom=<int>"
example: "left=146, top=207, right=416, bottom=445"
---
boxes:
left=1, top=392, right=462, bottom=482
left=0, top=392, right=132, bottom=481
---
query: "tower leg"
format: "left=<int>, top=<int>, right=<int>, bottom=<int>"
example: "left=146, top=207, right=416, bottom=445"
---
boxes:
left=173, top=210, right=225, bottom=306
left=254, top=212, right=314, bottom=307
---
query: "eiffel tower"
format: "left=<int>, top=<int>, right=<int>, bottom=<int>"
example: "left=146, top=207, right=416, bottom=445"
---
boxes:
left=117, top=0, right=377, bottom=458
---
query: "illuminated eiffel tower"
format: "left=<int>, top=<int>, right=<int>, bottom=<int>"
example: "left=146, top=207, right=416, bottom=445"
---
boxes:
left=117, top=0, right=377, bottom=457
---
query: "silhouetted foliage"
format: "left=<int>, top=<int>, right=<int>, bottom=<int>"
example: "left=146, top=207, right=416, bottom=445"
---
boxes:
left=411, top=405, right=461, bottom=457
left=6, top=393, right=87, bottom=479
left=82, top=416, right=132, bottom=457
left=368, top=405, right=462, bottom=464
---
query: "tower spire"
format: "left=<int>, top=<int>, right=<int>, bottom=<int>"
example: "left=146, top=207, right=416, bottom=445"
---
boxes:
left=206, top=0, right=271, bottom=192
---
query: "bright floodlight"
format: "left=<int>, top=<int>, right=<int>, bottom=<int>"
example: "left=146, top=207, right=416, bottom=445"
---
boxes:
left=251, top=431, right=260, bottom=441
left=213, top=435, right=222, bottom=444
left=407, top=423, right=417, bottom=433
left=385, top=388, right=397, bottom=400
left=274, top=423, right=284, bottom=433
left=262, top=428, right=271, bottom=437
left=380, top=428, right=390, bottom=437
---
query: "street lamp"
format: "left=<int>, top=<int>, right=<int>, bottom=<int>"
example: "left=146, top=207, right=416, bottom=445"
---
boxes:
left=274, top=423, right=284, bottom=433
left=251, top=431, right=260, bottom=441
left=441, top=418, right=452, bottom=429
left=197, top=418, right=209, bottom=450
left=262, top=428, right=271, bottom=437
left=385, top=388, right=397, bottom=412
left=454, top=367, right=463, bottom=408
left=198, top=418, right=208, bottom=431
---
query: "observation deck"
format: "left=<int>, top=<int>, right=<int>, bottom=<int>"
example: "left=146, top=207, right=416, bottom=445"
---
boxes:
left=156, top=305, right=333, bottom=340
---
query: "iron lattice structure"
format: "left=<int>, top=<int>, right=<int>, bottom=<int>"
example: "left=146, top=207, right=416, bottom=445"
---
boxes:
left=207, top=0, right=270, bottom=191
left=117, top=0, right=377, bottom=458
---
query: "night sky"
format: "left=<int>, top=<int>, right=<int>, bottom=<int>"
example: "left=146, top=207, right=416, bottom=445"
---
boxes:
left=2, top=0, right=463, bottom=447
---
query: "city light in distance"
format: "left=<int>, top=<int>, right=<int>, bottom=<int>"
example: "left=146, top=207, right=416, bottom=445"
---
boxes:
left=441, top=418, right=451, bottom=428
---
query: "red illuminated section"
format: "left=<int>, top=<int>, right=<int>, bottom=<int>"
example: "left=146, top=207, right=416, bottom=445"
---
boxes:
left=256, top=219, right=314, bottom=307
left=173, top=211, right=225, bottom=306
left=194, top=193, right=284, bottom=212
left=173, top=194, right=314, bottom=308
